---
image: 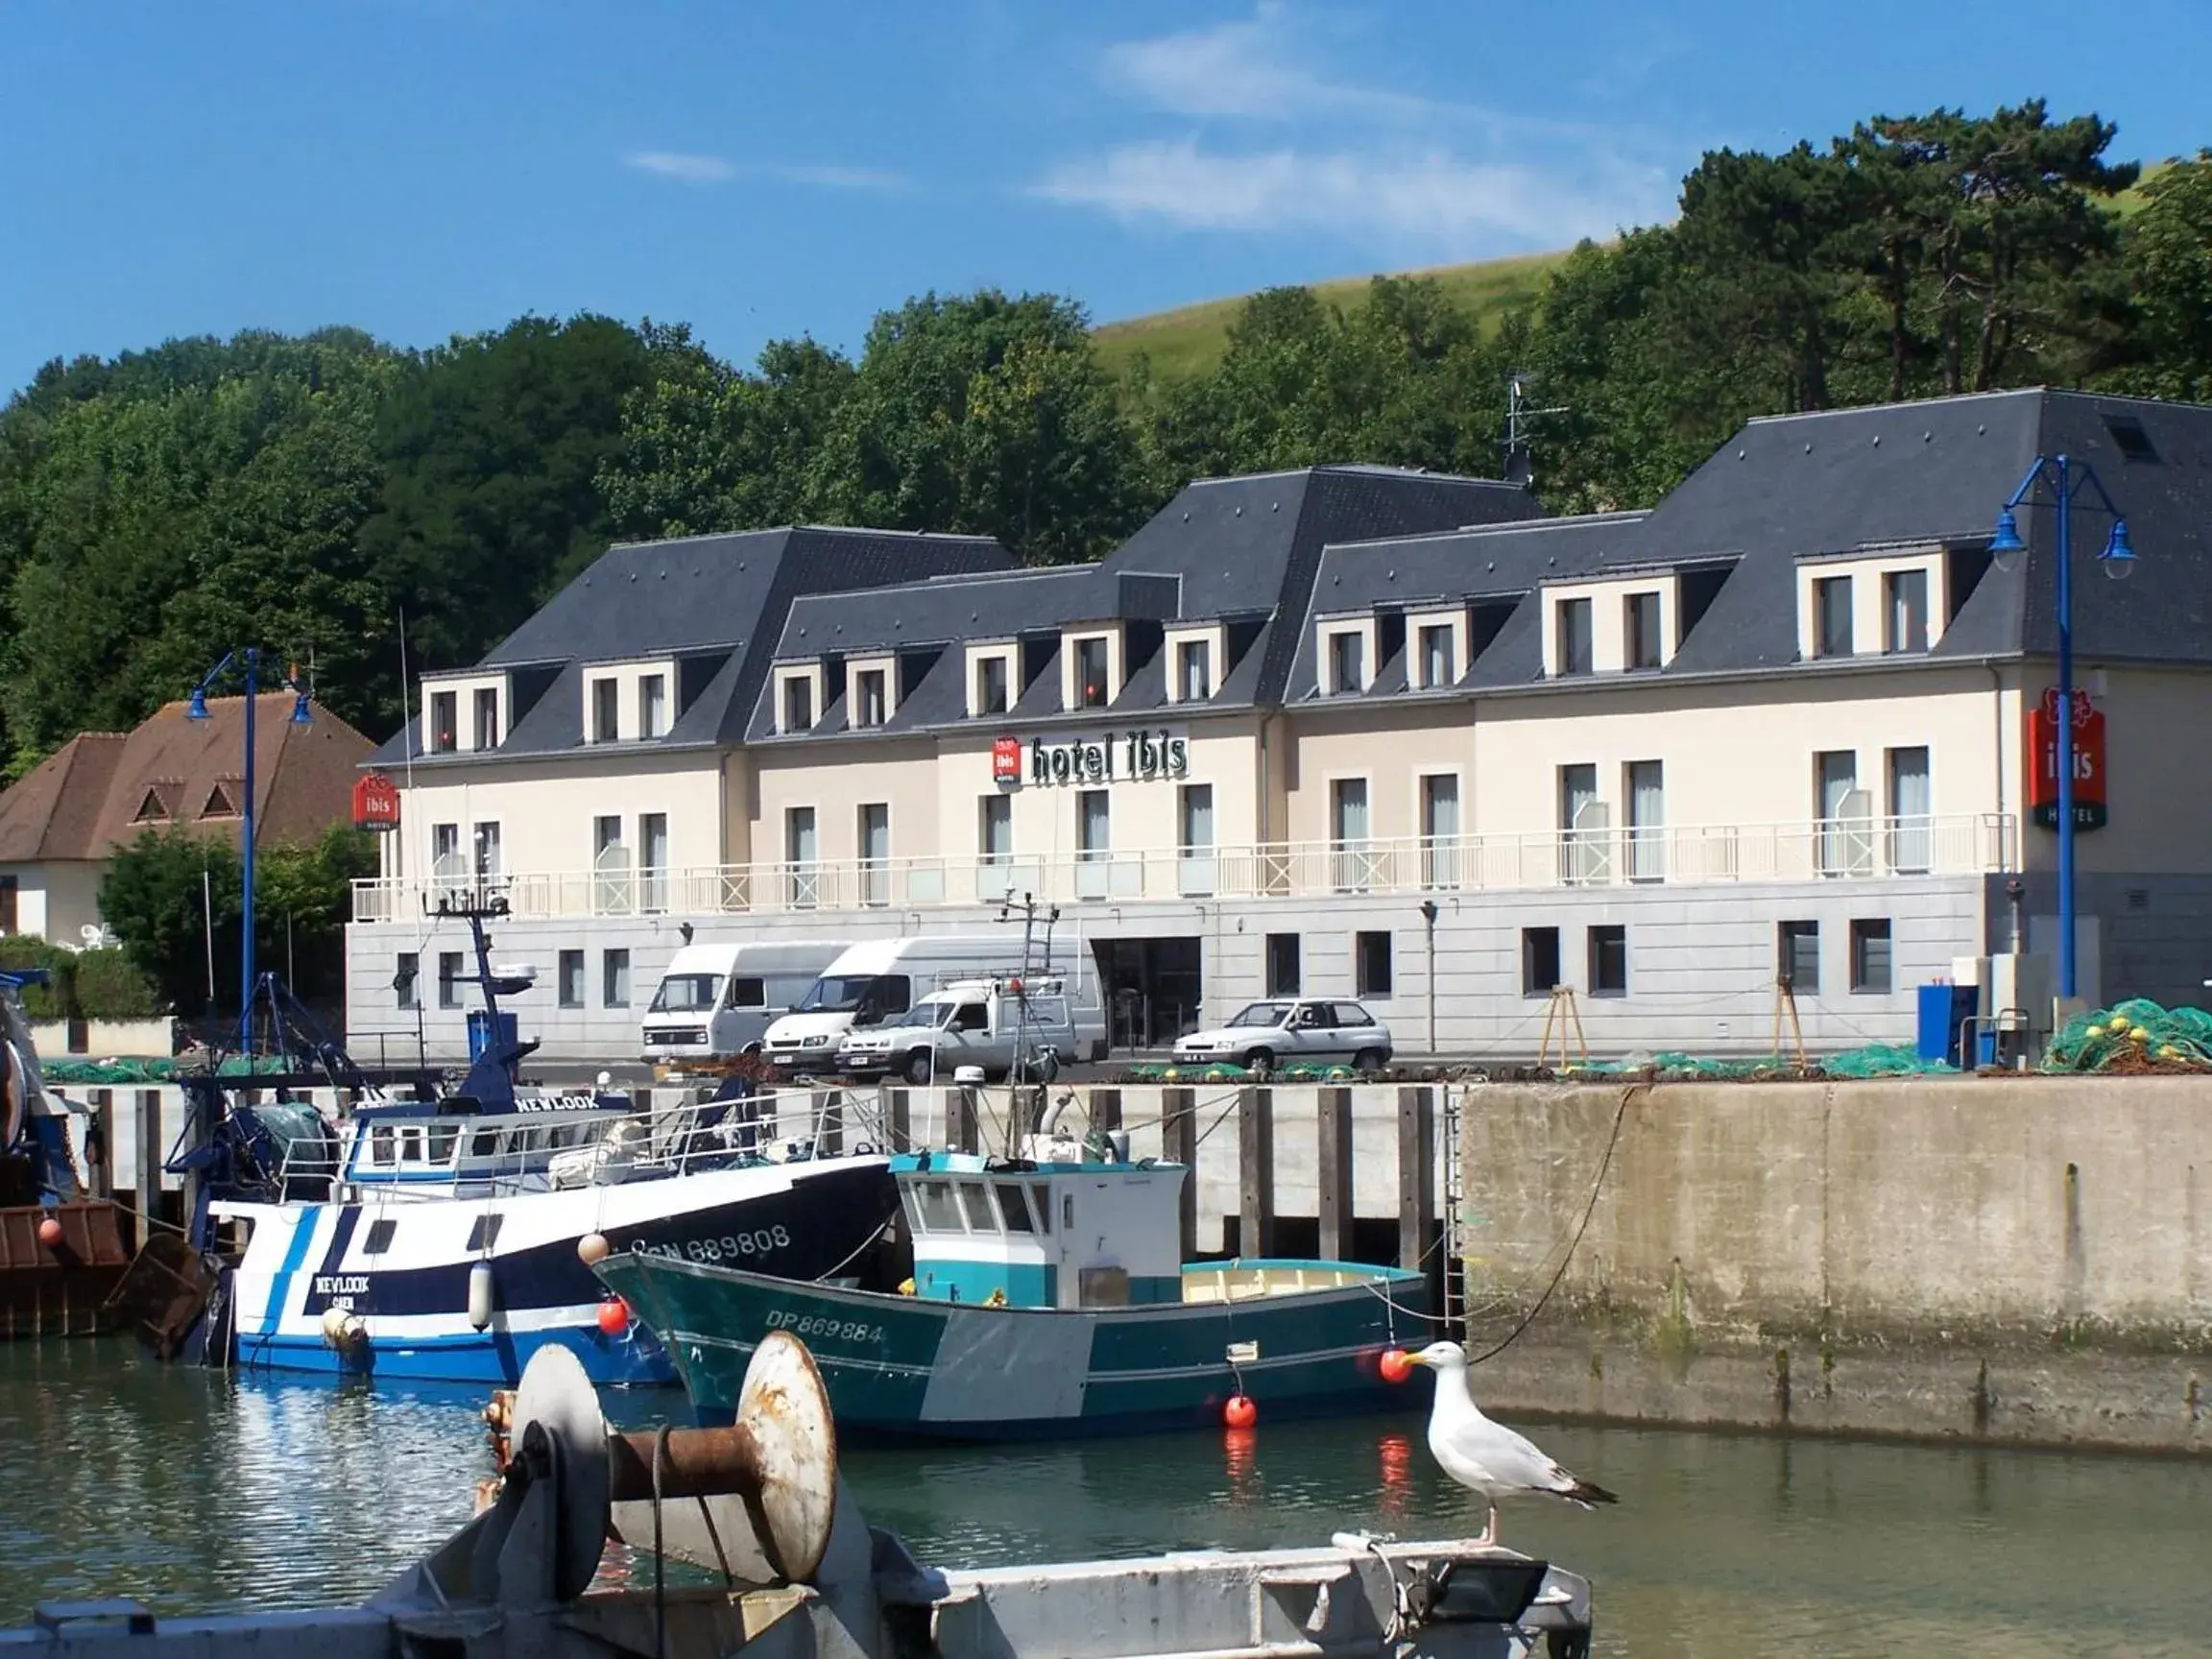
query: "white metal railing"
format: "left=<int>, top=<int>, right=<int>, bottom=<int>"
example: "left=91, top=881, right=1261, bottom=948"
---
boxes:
left=353, top=812, right=2016, bottom=924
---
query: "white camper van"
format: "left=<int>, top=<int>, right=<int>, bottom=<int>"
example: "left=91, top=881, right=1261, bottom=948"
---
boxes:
left=639, top=939, right=854, bottom=1065
left=762, top=935, right=1107, bottom=1073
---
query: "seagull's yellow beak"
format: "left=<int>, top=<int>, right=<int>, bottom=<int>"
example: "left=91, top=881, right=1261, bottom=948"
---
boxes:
left=1401, top=1349, right=1435, bottom=1369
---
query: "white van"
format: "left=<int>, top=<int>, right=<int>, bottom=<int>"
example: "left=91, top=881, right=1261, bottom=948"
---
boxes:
left=762, top=935, right=1107, bottom=1074
left=640, top=940, right=854, bottom=1065
left=836, top=978, right=1079, bottom=1084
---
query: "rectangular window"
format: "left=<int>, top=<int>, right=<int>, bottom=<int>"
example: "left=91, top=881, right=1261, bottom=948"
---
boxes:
left=363, top=1218, right=397, bottom=1256
left=639, top=673, right=667, bottom=738
left=1625, top=760, right=1664, bottom=882
left=1850, top=919, right=1893, bottom=994
left=1177, top=637, right=1213, bottom=702
left=472, top=821, right=502, bottom=880
left=1178, top=783, right=1214, bottom=853
left=1555, top=598, right=1593, bottom=676
left=1327, top=630, right=1365, bottom=695
left=396, top=951, right=420, bottom=1009
left=1265, top=932, right=1301, bottom=997
left=1418, top=624, right=1455, bottom=690
left=593, top=815, right=623, bottom=859
left=1884, top=569, right=1928, bottom=654
left=471, top=686, right=499, bottom=750
left=858, top=803, right=890, bottom=906
left=466, top=1214, right=503, bottom=1253
left=0, top=875, right=15, bottom=935
left=785, top=806, right=818, bottom=908
left=1330, top=777, right=1370, bottom=892
left=974, top=655, right=1009, bottom=716
left=558, top=949, right=585, bottom=1009
left=978, top=794, right=1012, bottom=864
left=1559, top=763, right=1604, bottom=884
left=1355, top=930, right=1394, bottom=998
left=1420, top=773, right=1460, bottom=888
left=1076, top=789, right=1110, bottom=859
left=1814, top=575, right=1853, bottom=657
left=1625, top=592, right=1663, bottom=670
left=602, top=948, right=631, bottom=1008
left=431, top=821, right=460, bottom=871
left=1777, top=922, right=1819, bottom=995
left=1817, top=751, right=1864, bottom=876
left=854, top=669, right=887, bottom=728
left=438, top=950, right=464, bottom=1009
left=1522, top=927, right=1561, bottom=998
left=1588, top=925, right=1627, bottom=997
left=590, top=677, right=619, bottom=743
left=429, top=690, right=457, bottom=753
left=781, top=675, right=814, bottom=733
left=1075, top=637, right=1111, bottom=709
left=1886, top=745, right=1932, bottom=874
left=639, top=812, right=668, bottom=912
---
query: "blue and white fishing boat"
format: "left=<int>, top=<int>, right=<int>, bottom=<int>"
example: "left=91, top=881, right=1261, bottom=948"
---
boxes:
left=597, top=1138, right=1435, bottom=1439
left=194, top=900, right=899, bottom=1386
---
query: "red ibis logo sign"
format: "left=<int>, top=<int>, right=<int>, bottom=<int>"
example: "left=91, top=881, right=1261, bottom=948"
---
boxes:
left=352, top=772, right=401, bottom=833
left=2026, top=687, right=2106, bottom=831
left=991, top=735, right=1023, bottom=787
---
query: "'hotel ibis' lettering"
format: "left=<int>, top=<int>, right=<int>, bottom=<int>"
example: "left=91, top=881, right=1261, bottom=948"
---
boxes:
left=1027, top=731, right=1189, bottom=787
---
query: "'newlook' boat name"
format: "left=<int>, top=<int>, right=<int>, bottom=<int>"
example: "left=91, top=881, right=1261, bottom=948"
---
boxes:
left=1022, top=730, right=1190, bottom=787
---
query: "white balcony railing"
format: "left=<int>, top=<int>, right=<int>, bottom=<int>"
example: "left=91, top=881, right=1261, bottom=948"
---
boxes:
left=354, top=812, right=2016, bottom=925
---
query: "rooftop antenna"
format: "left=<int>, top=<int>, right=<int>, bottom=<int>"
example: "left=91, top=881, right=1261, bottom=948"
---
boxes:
left=1503, top=371, right=1569, bottom=490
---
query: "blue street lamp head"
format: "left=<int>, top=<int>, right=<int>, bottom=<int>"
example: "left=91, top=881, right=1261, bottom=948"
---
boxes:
left=185, top=687, right=211, bottom=722
left=2100, top=517, right=2136, bottom=581
left=1989, top=507, right=2026, bottom=573
left=290, top=690, right=314, bottom=726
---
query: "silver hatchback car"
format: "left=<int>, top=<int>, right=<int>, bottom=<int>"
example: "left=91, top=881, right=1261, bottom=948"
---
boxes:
left=1172, top=998, right=1394, bottom=1074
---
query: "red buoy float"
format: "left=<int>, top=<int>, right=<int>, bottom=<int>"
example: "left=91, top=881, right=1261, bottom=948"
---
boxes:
left=36, top=1215, right=62, bottom=1249
left=1223, top=1393, right=1257, bottom=1430
left=595, top=1296, right=630, bottom=1336
left=1379, top=1347, right=1413, bottom=1383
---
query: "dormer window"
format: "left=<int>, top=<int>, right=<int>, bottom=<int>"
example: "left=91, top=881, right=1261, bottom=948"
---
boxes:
left=638, top=674, right=667, bottom=738
left=775, top=664, right=820, bottom=733
left=472, top=687, right=500, bottom=750
left=974, top=654, right=1009, bottom=716
left=1327, top=630, right=1365, bottom=696
left=1075, top=638, right=1111, bottom=709
left=1177, top=638, right=1213, bottom=703
left=133, top=788, right=170, bottom=825
left=854, top=668, right=888, bottom=728
left=1814, top=576, right=1853, bottom=658
left=429, top=690, right=457, bottom=754
left=1418, top=624, right=1455, bottom=689
left=1624, top=591, right=1663, bottom=671
left=201, top=782, right=238, bottom=819
left=1555, top=599, right=1594, bottom=677
left=589, top=677, right=619, bottom=743
left=1884, top=569, right=1927, bottom=654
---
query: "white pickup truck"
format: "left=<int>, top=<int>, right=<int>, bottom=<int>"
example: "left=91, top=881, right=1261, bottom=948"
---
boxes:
left=835, top=979, right=1075, bottom=1085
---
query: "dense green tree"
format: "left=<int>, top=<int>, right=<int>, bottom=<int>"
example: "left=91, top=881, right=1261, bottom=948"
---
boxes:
left=2115, top=153, right=2212, bottom=399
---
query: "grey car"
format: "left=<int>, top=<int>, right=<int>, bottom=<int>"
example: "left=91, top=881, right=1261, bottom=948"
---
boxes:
left=1172, top=999, right=1394, bottom=1074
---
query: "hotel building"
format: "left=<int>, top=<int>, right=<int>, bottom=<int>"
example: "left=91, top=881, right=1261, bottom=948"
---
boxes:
left=347, top=389, right=2212, bottom=1063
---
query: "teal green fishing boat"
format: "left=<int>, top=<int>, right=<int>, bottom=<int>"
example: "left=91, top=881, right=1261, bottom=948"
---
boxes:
left=595, top=1149, right=1434, bottom=1441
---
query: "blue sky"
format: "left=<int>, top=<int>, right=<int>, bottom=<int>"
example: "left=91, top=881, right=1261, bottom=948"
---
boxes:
left=3, top=0, right=2207, bottom=394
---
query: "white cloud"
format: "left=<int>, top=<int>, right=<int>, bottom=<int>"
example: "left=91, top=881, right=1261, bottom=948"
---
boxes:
left=626, top=151, right=737, bottom=184
left=624, top=154, right=907, bottom=192
left=1101, top=6, right=1429, bottom=124
left=1034, top=139, right=1667, bottom=255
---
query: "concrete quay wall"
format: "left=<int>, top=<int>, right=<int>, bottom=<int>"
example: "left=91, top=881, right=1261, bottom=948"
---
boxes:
left=1458, top=1076, right=2212, bottom=1455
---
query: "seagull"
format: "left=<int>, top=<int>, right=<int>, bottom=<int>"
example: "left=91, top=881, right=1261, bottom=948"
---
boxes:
left=1403, top=1340, right=1618, bottom=1548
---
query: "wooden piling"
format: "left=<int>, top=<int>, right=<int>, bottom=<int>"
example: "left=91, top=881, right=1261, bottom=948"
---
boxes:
left=1316, top=1085, right=1354, bottom=1262
left=134, top=1090, right=161, bottom=1236
left=816, top=1090, right=842, bottom=1158
left=1165, top=1086, right=1197, bottom=1262
left=951, top=1087, right=977, bottom=1155
left=886, top=1086, right=911, bottom=1151
left=1238, top=1086, right=1275, bottom=1259
left=1397, top=1085, right=1437, bottom=1274
left=1089, top=1087, right=1122, bottom=1133
left=90, top=1090, right=114, bottom=1200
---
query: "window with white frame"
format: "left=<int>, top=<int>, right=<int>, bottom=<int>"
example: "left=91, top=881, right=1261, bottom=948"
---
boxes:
left=1177, top=637, right=1213, bottom=702
left=471, top=687, right=500, bottom=750
left=1325, top=629, right=1366, bottom=696
left=1886, top=746, right=1931, bottom=873
left=853, top=668, right=888, bottom=728
left=1555, top=599, right=1594, bottom=677
left=785, top=806, right=818, bottom=907
left=780, top=671, right=815, bottom=733
left=978, top=794, right=1012, bottom=864
left=1624, top=760, right=1664, bottom=881
left=1884, top=569, right=1928, bottom=654
left=857, top=804, right=890, bottom=906
left=1330, top=778, right=1370, bottom=892
left=1073, top=637, right=1112, bottom=709
left=973, top=652, right=1010, bottom=716
left=1814, top=576, right=1854, bottom=657
left=638, top=673, right=668, bottom=738
left=589, top=677, right=619, bottom=743
left=428, top=690, right=457, bottom=754
left=1076, top=790, right=1110, bottom=860
left=1624, top=592, right=1664, bottom=670
left=1417, top=623, right=1455, bottom=690
left=1420, top=773, right=1459, bottom=889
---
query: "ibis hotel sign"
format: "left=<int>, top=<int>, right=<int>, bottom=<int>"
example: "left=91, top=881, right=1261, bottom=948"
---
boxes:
left=2026, top=686, right=2107, bottom=831
left=994, top=729, right=1190, bottom=788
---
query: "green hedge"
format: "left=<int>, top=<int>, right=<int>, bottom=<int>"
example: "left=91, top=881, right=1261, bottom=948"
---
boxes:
left=0, top=941, right=163, bottom=1022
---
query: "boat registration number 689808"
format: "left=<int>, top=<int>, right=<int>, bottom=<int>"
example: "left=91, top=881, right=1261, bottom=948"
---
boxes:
left=765, top=1310, right=886, bottom=1347
left=629, top=1226, right=792, bottom=1265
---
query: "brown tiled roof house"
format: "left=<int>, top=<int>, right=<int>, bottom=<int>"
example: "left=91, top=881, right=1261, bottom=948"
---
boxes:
left=0, top=695, right=373, bottom=945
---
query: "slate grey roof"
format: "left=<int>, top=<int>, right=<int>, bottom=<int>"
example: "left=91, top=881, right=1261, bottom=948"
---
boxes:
left=744, top=465, right=1542, bottom=746
left=367, top=526, right=1011, bottom=765
left=1293, top=388, right=2212, bottom=705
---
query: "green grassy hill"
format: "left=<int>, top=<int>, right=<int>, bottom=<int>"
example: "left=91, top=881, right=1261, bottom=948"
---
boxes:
left=1091, top=160, right=2178, bottom=385
left=1091, top=248, right=1574, bottom=383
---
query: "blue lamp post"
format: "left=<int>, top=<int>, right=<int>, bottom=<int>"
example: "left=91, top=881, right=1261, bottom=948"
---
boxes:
left=1990, top=455, right=2136, bottom=1004
left=186, top=648, right=314, bottom=1046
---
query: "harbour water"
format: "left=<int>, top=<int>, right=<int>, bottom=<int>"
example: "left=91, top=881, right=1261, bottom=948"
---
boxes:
left=2, top=1337, right=2205, bottom=1656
